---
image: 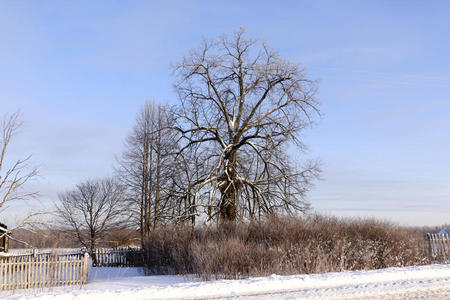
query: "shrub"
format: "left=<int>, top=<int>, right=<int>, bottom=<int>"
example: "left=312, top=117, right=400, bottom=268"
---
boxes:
left=143, top=215, right=428, bottom=279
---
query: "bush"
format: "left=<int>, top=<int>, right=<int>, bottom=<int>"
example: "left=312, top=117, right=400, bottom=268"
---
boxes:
left=143, top=215, right=428, bottom=279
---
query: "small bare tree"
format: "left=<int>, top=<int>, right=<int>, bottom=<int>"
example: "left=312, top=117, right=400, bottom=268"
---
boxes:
left=173, top=29, right=320, bottom=223
left=55, top=178, right=126, bottom=265
left=0, top=112, right=40, bottom=246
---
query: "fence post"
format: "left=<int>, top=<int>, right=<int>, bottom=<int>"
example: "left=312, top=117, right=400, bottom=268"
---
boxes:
left=82, top=252, right=89, bottom=284
left=425, top=233, right=432, bottom=259
left=443, top=234, right=448, bottom=263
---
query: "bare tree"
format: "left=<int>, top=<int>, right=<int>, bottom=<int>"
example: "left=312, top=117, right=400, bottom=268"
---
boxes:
left=0, top=112, right=38, bottom=213
left=55, top=178, right=126, bottom=265
left=0, top=112, right=40, bottom=245
left=117, top=101, right=177, bottom=243
left=173, top=29, right=320, bottom=223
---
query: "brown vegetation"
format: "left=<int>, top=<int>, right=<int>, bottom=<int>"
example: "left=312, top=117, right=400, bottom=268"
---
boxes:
left=9, top=229, right=79, bottom=249
left=144, top=215, right=428, bottom=280
left=9, top=227, right=139, bottom=249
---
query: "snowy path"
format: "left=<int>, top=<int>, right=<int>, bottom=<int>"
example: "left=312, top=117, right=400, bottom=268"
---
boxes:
left=2, top=264, right=449, bottom=299
left=228, top=277, right=450, bottom=299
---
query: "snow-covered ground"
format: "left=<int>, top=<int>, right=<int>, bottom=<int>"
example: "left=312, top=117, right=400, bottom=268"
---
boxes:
left=2, top=264, right=450, bottom=299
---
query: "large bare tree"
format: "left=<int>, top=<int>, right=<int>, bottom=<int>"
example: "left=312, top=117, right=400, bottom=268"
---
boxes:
left=173, top=29, right=320, bottom=223
left=55, top=178, right=126, bottom=264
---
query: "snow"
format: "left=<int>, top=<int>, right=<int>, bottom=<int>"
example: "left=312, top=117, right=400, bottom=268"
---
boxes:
left=2, top=264, right=450, bottom=299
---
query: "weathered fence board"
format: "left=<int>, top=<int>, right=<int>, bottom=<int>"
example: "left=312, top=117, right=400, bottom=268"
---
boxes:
left=0, top=252, right=89, bottom=290
left=425, top=233, right=450, bottom=263
left=92, top=247, right=144, bottom=267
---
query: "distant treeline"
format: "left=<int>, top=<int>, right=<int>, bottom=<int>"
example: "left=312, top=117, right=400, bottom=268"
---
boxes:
left=9, top=227, right=139, bottom=249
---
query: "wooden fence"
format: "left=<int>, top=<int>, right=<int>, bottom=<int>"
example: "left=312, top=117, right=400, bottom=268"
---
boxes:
left=425, top=233, right=450, bottom=263
left=0, top=252, right=89, bottom=290
left=92, top=247, right=144, bottom=267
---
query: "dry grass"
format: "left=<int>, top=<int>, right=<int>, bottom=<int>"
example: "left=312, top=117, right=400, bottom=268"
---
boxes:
left=143, top=215, right=429, bottom=279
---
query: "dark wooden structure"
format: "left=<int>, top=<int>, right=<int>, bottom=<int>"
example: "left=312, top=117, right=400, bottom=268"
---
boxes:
left=424, top=232, right=449, bottom=263
left=0, top=223, right=8, bottom=252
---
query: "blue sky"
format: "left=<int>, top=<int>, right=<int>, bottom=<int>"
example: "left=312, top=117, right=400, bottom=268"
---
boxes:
left=1, top=1, right=449, bottom=226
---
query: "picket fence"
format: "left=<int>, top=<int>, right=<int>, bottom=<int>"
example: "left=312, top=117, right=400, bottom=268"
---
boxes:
left=425, top=233, right=450, bottom=263
left=92, top=247, right=144, bottom=267
left=0, top=252, right=89, bottom=290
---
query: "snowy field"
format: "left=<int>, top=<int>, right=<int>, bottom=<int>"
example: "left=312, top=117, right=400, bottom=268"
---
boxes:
left=1, top=264, right=449, bottom=299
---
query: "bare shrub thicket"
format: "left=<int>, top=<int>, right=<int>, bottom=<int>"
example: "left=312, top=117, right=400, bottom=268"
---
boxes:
left=144, top=215, right=428, bottom=279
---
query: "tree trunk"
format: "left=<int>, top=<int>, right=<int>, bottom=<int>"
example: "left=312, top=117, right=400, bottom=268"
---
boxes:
left=154, top=110, right=161, bottom=228
left=219, top=152, right=238, bottom=222
left=90, top=238, right=98, bottom=266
